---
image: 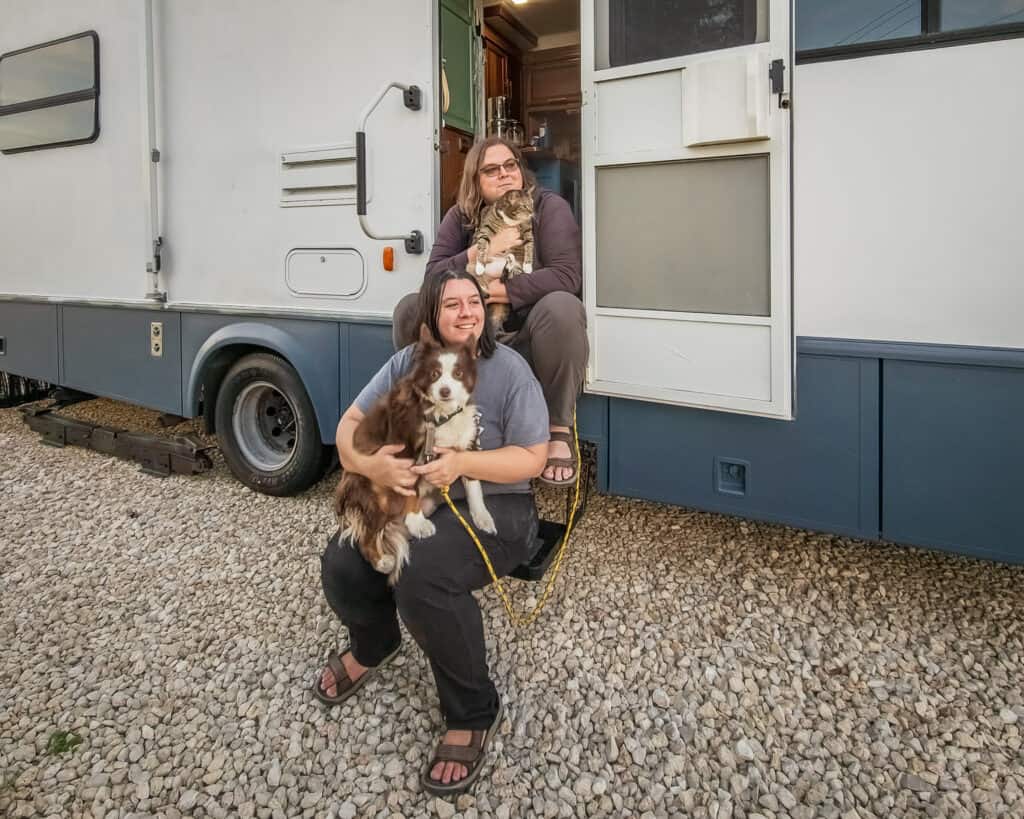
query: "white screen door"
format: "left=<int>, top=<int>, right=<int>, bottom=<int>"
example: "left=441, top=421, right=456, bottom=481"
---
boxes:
left=581, top=0, right=793, bottom=418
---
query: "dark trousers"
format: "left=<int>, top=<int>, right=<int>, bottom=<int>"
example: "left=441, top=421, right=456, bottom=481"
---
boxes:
left=320, top=493, right=538, bottom=730
left=393, top=290, right=589, bottom=428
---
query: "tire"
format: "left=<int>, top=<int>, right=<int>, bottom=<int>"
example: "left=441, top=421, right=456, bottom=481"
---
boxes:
left=214, top=352, right=330, bottom=496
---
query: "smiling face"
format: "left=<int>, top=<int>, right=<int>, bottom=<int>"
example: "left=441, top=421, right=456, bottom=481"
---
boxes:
left=436, top=278, right=485, bottom=348
left=478, top=144, right=524, bottom=205
left=416, top=285, right=480, bottom=415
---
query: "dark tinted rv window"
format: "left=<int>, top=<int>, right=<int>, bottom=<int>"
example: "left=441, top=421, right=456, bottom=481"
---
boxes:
left=797, top=0, right=923, bottom=50
left=0, top=31, right=99, bottom=154
left=938, top=1, right=1024, bottom=30
left=596, top=0, right=769, bottom=70
left=797, top=1, right=1024, bottom=59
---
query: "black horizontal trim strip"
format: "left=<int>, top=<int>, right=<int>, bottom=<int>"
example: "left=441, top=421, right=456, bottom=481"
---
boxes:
left=0, top=29, right=98, bottom=62
left=0, top=88, right=96, bottom=117
left=797, top=21, right=1024, bottom=64
left=798, top=337, right=1024, bottom=369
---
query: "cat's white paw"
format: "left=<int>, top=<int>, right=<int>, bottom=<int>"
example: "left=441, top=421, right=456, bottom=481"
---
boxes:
left=471, top=507, right=497, bottom=535
left=523, top=262, right=533, bottom=275
left=375, top=554, right=396, bottom=574
left=483, top=258, right=506, bottom=278
left=405, top=513, right=436, bottom=539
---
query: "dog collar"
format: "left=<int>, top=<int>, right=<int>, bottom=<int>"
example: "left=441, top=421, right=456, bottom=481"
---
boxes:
left=431, top=406, right=465, bottom=427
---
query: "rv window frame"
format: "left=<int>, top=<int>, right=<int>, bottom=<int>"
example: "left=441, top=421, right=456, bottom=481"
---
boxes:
left=0, top=30, right=100, bottom=155
left=796, top=3, right=1024, bottom=64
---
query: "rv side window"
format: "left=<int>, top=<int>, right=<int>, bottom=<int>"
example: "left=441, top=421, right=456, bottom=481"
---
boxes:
left=0, top=31, right=99, bottom=155
left=797, top=1, right=1024, bottom=58
left=595, top=0, right=769, bottom=70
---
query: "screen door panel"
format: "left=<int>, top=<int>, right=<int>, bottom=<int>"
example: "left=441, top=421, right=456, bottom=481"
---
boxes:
left=582, top=0, right=792, bottom=418
left=596, top=156, right=770, bottom=316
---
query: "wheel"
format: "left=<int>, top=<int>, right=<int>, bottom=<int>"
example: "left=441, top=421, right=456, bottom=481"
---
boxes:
left=214, top=352, right=330, bottom=496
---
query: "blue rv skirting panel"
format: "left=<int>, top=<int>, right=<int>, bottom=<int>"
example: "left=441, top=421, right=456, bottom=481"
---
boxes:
left=342, top=323, right=398, bottom=411
left=0, top=301, right=59, bottom=383
left=604, top=352, right=881, bottom=540
left=882, top=359, right=1024, bottom=563
left=62, top=305, right=183, bottom=415
left=181, top=313, right=341, bottom=445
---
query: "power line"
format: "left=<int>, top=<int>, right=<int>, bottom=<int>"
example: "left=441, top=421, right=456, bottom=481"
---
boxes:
left=836, top=0, right=915, bottom=45
left=874, top=10, right=923, bottom=40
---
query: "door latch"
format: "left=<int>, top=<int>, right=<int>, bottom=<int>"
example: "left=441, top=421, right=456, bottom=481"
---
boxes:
left=769, top=59, right=790, bottom=109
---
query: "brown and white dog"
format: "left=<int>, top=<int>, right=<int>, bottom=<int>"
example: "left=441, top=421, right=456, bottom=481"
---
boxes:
left=333, top=325, right=496, bottom=584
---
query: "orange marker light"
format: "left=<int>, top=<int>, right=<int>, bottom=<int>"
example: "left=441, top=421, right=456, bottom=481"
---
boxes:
left=382, top=246, right=395, bottom=271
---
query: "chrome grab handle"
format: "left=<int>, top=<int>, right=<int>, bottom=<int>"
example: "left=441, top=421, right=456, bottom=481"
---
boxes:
left=356, top=82, right=424, bottom=254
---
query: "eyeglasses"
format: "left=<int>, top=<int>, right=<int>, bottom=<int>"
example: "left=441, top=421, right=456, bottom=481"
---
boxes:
left=479, top=158, right=520, bottom=179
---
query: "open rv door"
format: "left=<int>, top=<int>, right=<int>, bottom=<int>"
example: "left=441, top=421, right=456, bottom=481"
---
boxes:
left=159, top=0, right=437, bottom=317
left=580, top=1, right=793, bottom=418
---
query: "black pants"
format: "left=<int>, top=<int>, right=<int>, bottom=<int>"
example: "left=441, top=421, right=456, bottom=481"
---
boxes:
left=320, top=493, right=538, bottom=730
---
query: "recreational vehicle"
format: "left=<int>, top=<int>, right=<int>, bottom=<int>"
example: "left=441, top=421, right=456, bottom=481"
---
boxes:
left=2, top=1, right=1022, bottom=563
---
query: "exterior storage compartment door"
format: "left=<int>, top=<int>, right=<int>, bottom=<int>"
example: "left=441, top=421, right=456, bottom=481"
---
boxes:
left=581, top=0, right=793, bottom=418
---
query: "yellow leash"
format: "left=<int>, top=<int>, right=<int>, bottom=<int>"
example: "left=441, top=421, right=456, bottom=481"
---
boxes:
left=440, top=408, right=582, bottom=627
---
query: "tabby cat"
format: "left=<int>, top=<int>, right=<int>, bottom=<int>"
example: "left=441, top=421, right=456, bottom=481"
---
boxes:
left=467, top=189, right=535, bottom=331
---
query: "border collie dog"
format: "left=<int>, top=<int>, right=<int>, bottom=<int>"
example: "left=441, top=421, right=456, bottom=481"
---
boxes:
left=333, top=325, right=496, bottom=584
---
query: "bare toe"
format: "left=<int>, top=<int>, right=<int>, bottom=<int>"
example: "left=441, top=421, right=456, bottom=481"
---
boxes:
left=319, top=668, right=337, bottom=698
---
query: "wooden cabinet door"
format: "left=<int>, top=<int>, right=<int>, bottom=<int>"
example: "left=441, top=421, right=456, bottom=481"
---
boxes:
left=439, top=126, right=472, bottom=216
left=524, top=46, right=581, bottom=109
left=483, top=26, right=522, bottom=117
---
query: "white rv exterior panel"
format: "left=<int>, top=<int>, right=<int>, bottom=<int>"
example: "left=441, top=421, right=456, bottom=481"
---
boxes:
left=0, top=1, right=151, bottom=302
left=158, top=1, right=435, bottom=319
left=794, top=38, right=1024, bottom=350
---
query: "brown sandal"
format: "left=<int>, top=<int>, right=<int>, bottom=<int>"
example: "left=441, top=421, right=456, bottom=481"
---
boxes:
left=539, top=429, right=578, bottom=487
left=420, top=702, right=504, bottom=796
left=311, top=645, right=399, bottom=706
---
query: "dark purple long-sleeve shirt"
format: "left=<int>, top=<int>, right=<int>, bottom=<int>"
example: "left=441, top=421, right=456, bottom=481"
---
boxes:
left=425, top=188, right=582, bottom=312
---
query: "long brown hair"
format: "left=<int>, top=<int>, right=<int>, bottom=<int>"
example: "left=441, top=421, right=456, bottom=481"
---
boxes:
left=416, top=268, right=497, bottom=359
left=455, top=136, right=537, bottom=229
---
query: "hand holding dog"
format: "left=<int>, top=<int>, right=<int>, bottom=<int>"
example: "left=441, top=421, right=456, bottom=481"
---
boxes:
left=367, top=443, right=418, bottom=497
left=485, top=281, right=510, bottom=304
left=411, top=446, right=462, bottom=489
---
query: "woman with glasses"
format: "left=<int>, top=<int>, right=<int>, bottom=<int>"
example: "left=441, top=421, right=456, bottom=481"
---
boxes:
left=393, top=136, right=587, bottom=486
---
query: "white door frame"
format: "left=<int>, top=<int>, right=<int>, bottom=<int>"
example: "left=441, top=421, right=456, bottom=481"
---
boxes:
left=580, top=1, right=794, bottom=419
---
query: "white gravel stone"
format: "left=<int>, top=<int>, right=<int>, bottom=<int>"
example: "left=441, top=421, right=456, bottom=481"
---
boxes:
left=2, top=398, right=1023, bottom=819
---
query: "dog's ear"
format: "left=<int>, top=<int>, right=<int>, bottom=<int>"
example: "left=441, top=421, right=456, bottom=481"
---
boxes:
left=462, top=336, right=478, bottom=360
left=418, top=323, right=437, bottom=349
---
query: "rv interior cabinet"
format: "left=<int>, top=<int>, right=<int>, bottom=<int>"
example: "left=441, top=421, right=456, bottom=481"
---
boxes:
left=483, top=25, right=524, bottom=115
left=523, top=45, right=581, bottom=110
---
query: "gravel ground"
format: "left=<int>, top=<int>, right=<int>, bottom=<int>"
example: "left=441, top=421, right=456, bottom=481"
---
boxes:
left=1, top=398, right=1023, bottom=819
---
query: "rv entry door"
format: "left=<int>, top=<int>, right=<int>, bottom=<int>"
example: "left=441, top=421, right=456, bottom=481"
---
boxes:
left=581, top=1, right=793, bottom=418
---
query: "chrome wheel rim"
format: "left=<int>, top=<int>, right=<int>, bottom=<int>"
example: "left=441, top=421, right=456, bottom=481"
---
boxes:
left=232, top=381, right=298, bottom=471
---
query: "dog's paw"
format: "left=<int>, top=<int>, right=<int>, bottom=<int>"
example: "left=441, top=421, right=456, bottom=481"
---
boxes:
left=374, top=554, right=396, bottom=574
left=471, top=507, right=497, bottom=535
left=405, top=513, right=436, bottom=539
left=523, top=262, right=533, bottom=275
left=475, top=260, right=486, bottom=277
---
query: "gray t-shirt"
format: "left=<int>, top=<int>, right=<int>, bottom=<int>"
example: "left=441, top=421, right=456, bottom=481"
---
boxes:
left=354, top=343, right=550, bottom=495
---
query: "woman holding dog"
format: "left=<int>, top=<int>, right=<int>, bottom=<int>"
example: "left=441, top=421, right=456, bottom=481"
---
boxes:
left=393, top=135, right=587, bottom=486
left=317, top=269, right=549, bottom=795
